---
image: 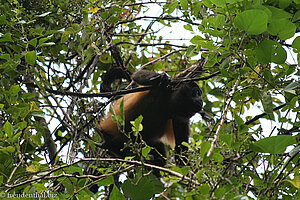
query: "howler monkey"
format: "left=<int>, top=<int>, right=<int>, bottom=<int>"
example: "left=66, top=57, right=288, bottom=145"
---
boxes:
left=97, top=70, right=203, bottom=166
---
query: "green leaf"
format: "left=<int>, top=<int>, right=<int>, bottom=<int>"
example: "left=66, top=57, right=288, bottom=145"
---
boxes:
left=249, top=5, right=272, bottom=21
left=31, top=134, right=41, bottom=145
left=220, top=134, right=232, bottom=146
left=62, top=178, right=74, bottom=195
left=256, top=40, right=287, bottom=64
left=25, top=51, right=37, bottom=65
left=210, top=0, right=226, bottom=7
left=215, top=15, right=225, bottom=28
left=142, top=146, right=151, bottom=157
left=30, top=27, right=45, bottom=36
left=165, top=1, right=178, bottom=14
left=198, top=184, right=210, bottom=195
left=0, top=146, right=15, bottom=154
left=61, top=31, right=69, bottom=43
left=83, top=11, right=89, bottom=26
left=268, top=19, right=296, bottom=40
left=5, top=85, right=20, bottom=104
left=214, top=186, right=226, bottom=198
left=97, top=176, right=114, bottom=187
left=38, top=35, right=53, bottom=47
left=292, top=36, right=300, bottom=51
left=108, top=16, right=120, bottom=24
left=190, top=35, right=203, bottom=45
left=22, top=92, right=36, bottom=99
left=265, top=6, right=292, bottom=20
left=261, top=91, right=273, bottom=114
left=30, top=111, right=45, bottom=118
left=86, top=138, right=95, bottom=152
left=250, top=135, right=296, bottom=154
left=284, top=81, right=300, bottom=91
left=0, top=15, right=8, bottom=25
left=201, top=141, right=211, bottom=158
left=183, top=24, right=193, bottom=31
left=279, top=0, right=292, bottom=9
left=29, top=38, right=38, bottom=48
left=234, top=9, right=268, bottom=35
left=3, top=121, right=13, bottom=137
left=0, top=53, right=10, bottom=60
left=212, top=153, right=223, bottom=163
left=186, top=45, right=196, bottom=57
left=12, top=131, right=22, bottom=143
left=110, top=185, right=125, bottom=200
left=179, top=0, right=188, bottom=10
left=122, top=173, right=164, bottom=200
left=16, top=121, right=27, bottom=130
left=45, top=28, right=64, bottom=35
left=100, top=53, right=112, bottom=63
left=234, top=114, right=248, bottom=134
left=0, top=33, right=13, bottom=42
left=172, top=166, right=190, bottom=176
left=130, top=115, right=143, bottom=133
left=119, top=98, right=124, bottom=121
left=287, top=176, right=300, bottom=189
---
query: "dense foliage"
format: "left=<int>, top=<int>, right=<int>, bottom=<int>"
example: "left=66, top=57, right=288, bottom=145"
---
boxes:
left=0, top=0, right=299, bottom=199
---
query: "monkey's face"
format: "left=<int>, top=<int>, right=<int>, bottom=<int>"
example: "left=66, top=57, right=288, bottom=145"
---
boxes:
left=170, top=82, right=203, bottom=117
left=191, top=84, right=203, bottom=112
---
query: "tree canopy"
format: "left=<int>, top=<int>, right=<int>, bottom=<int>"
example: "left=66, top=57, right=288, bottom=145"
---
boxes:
left=0, top=0, right=299, bottom=199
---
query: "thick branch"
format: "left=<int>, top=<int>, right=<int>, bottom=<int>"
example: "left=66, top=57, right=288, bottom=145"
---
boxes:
left=5, top=158, right=199, bottom=190
left=44, top=85, right=152, bottom=98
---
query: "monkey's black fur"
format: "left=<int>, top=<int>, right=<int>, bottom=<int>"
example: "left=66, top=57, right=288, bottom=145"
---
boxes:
left=98, top=70, right=203, bottom=166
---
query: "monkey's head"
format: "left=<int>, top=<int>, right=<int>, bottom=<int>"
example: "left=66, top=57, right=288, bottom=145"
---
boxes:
left=170, top=81, right=203, bottom=118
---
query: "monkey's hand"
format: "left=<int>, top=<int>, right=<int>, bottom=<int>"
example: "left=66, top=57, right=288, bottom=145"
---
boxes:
left=200, top=110, right=215, bottom=131
left=150, top=72, right=171, bottom=87
left=132, top=70, right=171, bottom=87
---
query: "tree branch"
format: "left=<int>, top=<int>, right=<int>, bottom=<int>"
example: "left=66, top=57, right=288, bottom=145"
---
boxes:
left=5, top=158, right=199, bottom=190
left=245, top=104, right=287, bottom=125
left=207, top=79, right=240, bottom=157
left=140, top=49, right=184, bottom=69
left=116, top=16, right=201, bottom=26
left=44, top=85, right=152, bottom=98
left=25, top=72, right=57, bottom=165
left=116, top=41, right=188, bottom=48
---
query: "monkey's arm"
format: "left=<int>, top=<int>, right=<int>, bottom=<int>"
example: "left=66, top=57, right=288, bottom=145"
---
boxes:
left=172, top=117, right=190, bottom=166
left=131, top=70, right=170, bottom=86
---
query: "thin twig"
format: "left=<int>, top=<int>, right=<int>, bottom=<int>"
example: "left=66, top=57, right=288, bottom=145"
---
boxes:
left=207, top=79, right=239, bottom=157
left=69, top=164, right=136, bottom=199
left=49, top=93, right=76, bottom=128
left=140, top=49, right=184, bottom=70
left=116, top=41, right=187, bottom=48
left=7, top=157, right=24, bottom=184
left=116, top=16, right=201, bottom=26
left=245, top=103, right=286, bottom=125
